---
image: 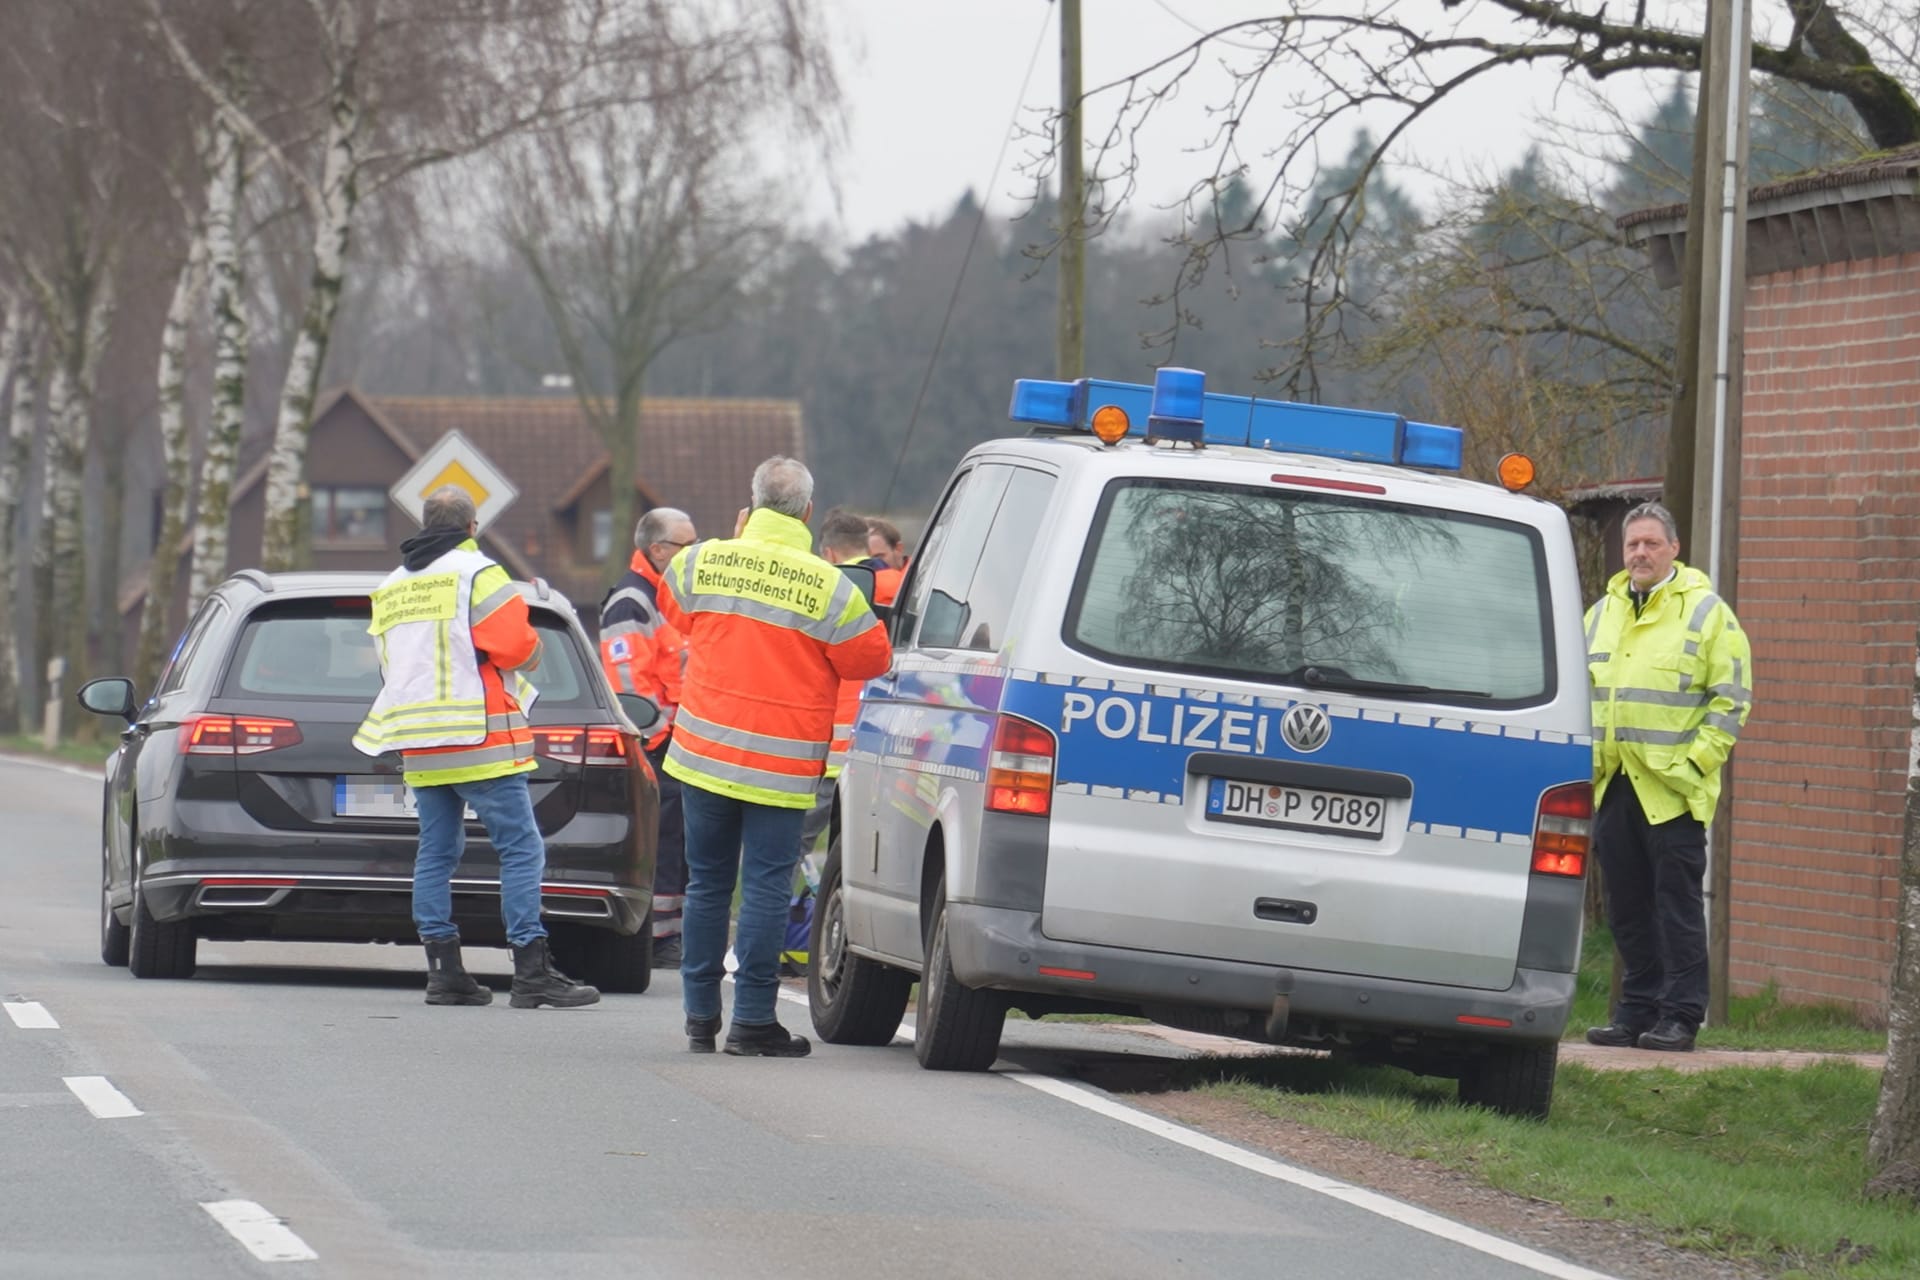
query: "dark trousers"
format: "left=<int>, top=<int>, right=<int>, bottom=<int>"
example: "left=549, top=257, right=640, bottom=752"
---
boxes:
left=647, top=744, right=687, bottom=943
left=1595, top=779, right=1709, bottom=1031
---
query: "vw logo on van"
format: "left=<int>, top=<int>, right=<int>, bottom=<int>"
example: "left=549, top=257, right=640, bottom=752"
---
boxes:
left=1280, top=703, right=1331, bottom=753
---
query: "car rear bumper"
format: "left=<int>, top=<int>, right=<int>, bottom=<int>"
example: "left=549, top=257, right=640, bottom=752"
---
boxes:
left=945, top=903, right=1573, bottom=1045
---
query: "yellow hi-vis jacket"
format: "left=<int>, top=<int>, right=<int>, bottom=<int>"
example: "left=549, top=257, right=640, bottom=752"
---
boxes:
left=1586, top=562, right=1753, bottom=825
left=353, top=545, right=541, bottom=787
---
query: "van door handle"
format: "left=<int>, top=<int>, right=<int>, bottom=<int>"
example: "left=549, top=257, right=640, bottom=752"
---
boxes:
left=1254, top=898, right=1318, bottom=926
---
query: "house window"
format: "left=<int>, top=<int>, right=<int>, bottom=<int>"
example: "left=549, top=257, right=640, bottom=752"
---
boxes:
left=312, top=487, right=388, bottom=545
left=591, top=510, right=612, bottom=560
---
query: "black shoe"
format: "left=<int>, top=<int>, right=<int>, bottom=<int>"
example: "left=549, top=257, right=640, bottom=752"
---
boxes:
left=686, top=1013, right=722, bottom=1054
left=1637, top=1019, right=1697, bottom=1052
left=423, top=936, right=492, bottom=1006
left=1584, top=1021, right=1650, bottom=1048
left=508, top=937, right=601, bottom=1009
left=724, top=1020, right=812, bottom=1058
left=653, top=937, right=682, bottom=970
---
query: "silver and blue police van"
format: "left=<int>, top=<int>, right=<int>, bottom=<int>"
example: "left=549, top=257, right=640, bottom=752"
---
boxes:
left=809, top=368, right=1593, bottom=1118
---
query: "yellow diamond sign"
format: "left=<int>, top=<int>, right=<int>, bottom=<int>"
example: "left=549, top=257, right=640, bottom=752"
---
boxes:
left=390, top=429, right=518, bottom=533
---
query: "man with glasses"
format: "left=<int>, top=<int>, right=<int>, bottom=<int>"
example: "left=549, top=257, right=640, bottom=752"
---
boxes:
left=600, top=507, right=698, bottom=968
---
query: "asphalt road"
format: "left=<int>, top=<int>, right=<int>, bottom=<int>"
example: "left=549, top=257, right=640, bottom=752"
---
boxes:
left=0, top=755, right=1614, bottom=1279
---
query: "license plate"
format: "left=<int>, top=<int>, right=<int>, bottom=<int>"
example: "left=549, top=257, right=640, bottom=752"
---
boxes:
left=1205, top=777, right=1387, bottom=839
left=334, top=778, right=475, bottom=821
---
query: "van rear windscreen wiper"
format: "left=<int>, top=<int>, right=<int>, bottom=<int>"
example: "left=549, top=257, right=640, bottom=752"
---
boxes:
left=1277, top=664, right=1490, bottom=701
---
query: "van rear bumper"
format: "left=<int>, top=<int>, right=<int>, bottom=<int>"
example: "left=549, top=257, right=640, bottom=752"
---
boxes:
left=946, top=903, right=1574, bottom=1044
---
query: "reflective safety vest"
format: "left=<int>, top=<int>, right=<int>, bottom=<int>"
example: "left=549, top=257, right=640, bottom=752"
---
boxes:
left=826, top=566, right=901, bottom=778
left=353, top=545, right=541, bottom=788
left=599, top=551, right=684, bottom=752
left=657, top=508, right=893, bottom=809
left=1587, top=562, right=1753, bottom=826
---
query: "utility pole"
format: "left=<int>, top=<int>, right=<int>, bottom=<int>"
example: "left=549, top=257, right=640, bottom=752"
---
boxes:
left=1671, top=0, right=1753, bottom=1025
left=1056, top=0, right=1085, bottom=380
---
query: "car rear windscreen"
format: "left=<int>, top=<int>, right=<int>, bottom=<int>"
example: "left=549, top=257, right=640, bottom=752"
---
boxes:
left=222, top=600, right=596, bottom=708
left=1065, top=479, right=1553, bottom=706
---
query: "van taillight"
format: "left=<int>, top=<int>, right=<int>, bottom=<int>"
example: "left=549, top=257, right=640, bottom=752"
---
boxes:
left=181, top=715, right=303, bottom=755
left=533, top=726, right=629, bottom=765
left=1532, top=782, right=1592, bottom=877
left=986, top=715, right=1055, bottom=817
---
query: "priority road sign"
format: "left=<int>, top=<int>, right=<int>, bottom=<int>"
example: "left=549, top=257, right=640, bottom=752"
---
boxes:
left=390, top=429, right=519, bottom=533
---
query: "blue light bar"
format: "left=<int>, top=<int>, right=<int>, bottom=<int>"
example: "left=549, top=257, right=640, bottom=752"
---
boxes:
left=1009, top=378, right=1083, bottom=428
left=1006, top=369, right=1466, bottom=472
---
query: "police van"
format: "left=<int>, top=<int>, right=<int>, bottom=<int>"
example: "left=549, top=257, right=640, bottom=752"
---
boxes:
left=810, top=368, right=1592, bottom=1118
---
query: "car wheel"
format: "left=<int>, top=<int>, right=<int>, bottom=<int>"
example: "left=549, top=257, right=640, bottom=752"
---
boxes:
left=913, top=874, right=1004, bottom=1071
left=808, top=835, right=911, bottom=1045
left=127, top=872, right=197, bottom=980
left=100, top=872, right=130, bottom=967
left=553, top=915, right=653, bottom=995
left=1457, top=1040, right=1558, bottom=1119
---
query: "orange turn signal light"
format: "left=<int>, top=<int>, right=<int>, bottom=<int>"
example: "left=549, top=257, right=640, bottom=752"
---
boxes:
left=1497, top=452, right=1536, bottom=491
left=1090, top=404, right=1130, bottom=445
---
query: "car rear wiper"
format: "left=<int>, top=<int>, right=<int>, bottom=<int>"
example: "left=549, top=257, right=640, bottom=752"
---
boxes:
left=1277, top=664, right=1491, bottom=701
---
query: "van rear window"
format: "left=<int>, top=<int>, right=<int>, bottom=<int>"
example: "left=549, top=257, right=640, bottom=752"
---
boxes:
left=222, top=601, right=596, bottom=707
left=1064, top=479, right=1553, bottom=706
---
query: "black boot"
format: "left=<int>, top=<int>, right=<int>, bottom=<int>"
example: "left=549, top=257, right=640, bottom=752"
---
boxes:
left=686, top=1013, right=722, bottom=1053
left=724, top=1020, right=811, bottom=1058
left=423, top=936, right=491, bottom=1006
left=509, top=937, right=600, bottom=1009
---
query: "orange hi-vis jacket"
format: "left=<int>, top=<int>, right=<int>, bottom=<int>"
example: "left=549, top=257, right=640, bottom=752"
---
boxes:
left=599, top=550, right=685, bottom=751
left=657, top=509, right=892, bottom=808
left=826, top=566, right=901, bottom=778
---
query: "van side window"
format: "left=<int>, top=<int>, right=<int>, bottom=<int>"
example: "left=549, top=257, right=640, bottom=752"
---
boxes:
left=912, top=465, right=1014, bottom=649
left=932, top=467, right=1056, bottom=651
left=894, top=467, right=973, bottom=643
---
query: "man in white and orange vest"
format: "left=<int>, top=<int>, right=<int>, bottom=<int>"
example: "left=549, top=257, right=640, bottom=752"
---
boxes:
left=657, top=458, right=892, bottom=1057
left=355, top=485, right=599, bottom=1010
left=600, top=507, right=696, bottom=969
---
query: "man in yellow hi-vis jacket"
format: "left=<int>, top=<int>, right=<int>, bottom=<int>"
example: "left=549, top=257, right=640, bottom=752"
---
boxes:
left=1584, top=501, right=1753, bottom=1053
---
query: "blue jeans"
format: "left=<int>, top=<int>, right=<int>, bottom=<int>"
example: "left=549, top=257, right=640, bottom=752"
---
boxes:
left=414, top=772, right=547, bottom=947
left=680, top=783, right=806, bottom=1026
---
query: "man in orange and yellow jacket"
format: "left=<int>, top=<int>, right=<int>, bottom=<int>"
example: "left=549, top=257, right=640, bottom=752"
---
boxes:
left=657, top=459, right=891, bottom=1058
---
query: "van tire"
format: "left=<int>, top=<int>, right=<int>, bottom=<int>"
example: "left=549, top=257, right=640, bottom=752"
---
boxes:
left=128, top=873, right=196, bottom=980
left=1457, top=1040, right=1557, bottom=1119
left=554, top=914, right=653, bottom=994
left=808, top=837, right=911, bottom=1045
left=914, top=876, right=1005, bottom=1071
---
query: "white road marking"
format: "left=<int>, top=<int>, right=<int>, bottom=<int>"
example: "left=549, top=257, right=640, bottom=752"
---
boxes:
left=201, top=1200, right=319, bottom=1263
left=776, top=988, right=1613, bottom=1280
left=0, top=752, right=103, bottom=780
left=3, top=1001, right=59, bottom=1029
left=62, top=1076, right=142, bottom=1119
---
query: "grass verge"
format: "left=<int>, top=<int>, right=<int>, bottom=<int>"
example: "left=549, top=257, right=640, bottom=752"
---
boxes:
left=0, top=733, right=110, bottom=770
left=1570, top=924, right=1884, bottom=1054
left=1171, top=1054, right=1903, bottom=1278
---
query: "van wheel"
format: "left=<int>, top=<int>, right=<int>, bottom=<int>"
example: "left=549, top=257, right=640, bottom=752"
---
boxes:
left=1457, top=1040, right=1558, bottom=1119
left=128, top=873, right=196, bottom=980
left=914, top=875, right=1005, bottom=1071
left=808, top=836, right=910, bottom=1045
left=554, top=914, right=653, bottom=995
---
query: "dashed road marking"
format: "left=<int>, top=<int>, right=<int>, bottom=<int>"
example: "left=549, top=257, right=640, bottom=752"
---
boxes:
left=201, top=1200, right=319, bottom=1263
left=62, top=1075, right=142, bottom=1119
left=3, top=1001, right=59, bottom=1029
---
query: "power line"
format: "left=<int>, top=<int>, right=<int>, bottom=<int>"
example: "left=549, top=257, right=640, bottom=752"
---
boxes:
left=880, top=3, right=1054, bottom=512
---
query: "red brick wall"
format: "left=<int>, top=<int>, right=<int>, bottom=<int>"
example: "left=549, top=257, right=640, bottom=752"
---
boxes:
left=1732, top=250, right=1920, bottom=1018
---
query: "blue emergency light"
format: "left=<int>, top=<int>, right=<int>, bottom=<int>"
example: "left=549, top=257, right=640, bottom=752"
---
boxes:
left=1007, top=368, right=1465, bottom=471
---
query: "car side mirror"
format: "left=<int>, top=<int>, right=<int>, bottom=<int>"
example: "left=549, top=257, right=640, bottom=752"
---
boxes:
left=616, top=692, right=662, bottom=736
left=837, top=563, right=877, bottom=606
left=78, top=676, right=139, bottom=723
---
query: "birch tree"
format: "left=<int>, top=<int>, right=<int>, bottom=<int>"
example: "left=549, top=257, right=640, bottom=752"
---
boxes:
left=1869, top=652, right=1920, bottom=1201
left=186, top=106, right=251, bottom=617
left=152, top=0, right=743, bottom=571
left=0, top=296, right=40, bottom=733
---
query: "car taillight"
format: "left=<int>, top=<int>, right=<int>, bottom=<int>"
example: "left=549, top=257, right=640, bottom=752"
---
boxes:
left=1532, top=782, right=1592, bottom=877
left=986, top=714, right=1055, bottom=817
left=181, top=715, right=303, bottom=755
left=533, top=726, right=629, bottom=765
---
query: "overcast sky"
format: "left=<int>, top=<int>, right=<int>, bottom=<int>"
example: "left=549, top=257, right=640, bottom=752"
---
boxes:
left=802, top=0, right=1666, bottom=245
